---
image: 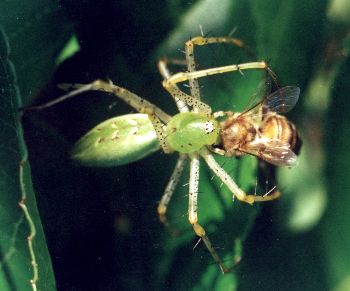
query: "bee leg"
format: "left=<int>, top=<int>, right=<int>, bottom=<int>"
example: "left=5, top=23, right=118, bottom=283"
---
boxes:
left=208, top=146, right=226, bottom=156
left=213, top=111, right=230, bottom=118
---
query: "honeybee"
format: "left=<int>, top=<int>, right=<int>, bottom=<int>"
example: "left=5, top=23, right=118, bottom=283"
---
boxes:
left=215, top=86, right=301, bottom=166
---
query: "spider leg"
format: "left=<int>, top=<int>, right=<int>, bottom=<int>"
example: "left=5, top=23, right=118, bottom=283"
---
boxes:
left=185, top=38, right=201, bottom=102
left=165, top=61, right=269, bottom=86
left=184, top=36, right=253, bottom=102
left=157, top=154, right=187, bottom=235
left=200, top=148, right=281, bottom=204
left=188, top=153, right=230, bottom=273
left=160, top=37, right=268, bottom=114
left=158, top=58, right=211, bottom=113
left=171, top=35, right=267, bottom=107
left=157, top=59, right=190, bottom=113
left=161, top=82, right=212, bottom=114
left=157, top=58, right=187, bottom=80
left=161, top=61, right=270, bottom=115
left=186, top=36, right=255, bottom=60
left=24, top=80, right=173, bottom=154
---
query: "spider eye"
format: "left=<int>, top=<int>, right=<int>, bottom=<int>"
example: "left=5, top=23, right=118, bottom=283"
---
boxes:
left=204, top=121, right=215, bottom=134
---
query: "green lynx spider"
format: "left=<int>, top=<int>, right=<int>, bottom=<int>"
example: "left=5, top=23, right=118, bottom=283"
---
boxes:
left=28, top=36, right=288, bottom=273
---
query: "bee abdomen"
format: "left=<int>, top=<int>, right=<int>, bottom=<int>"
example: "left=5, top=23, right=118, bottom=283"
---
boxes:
left=260, top=114, right=301, bottom=153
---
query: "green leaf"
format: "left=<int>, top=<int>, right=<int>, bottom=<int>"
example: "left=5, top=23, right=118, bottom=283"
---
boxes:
left=0, top=27, right=56, bottom=291
left=56, top=35, right=81, bottom=65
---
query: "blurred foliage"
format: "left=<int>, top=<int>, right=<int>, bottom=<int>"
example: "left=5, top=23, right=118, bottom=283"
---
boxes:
left=323, top=49, right=350, bottom=290
left=1, top=0, right=350, bottom=290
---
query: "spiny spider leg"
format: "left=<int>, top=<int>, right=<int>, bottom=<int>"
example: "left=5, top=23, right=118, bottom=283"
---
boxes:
left=161, top=38, right=270, bottom=114
left=188, top=153, right=229, bottom=273
left=157, top=153, right=187, bottom=235
left=156, top=59, right=191, bottom=234
left=200, top=148, right=281, bottom=204
left=186, top=36, right=255, bottom=60
left=162, top=61, right=269, bottom=115
left=158, top=59, right=189, bottom=113
left=162, top=82, right=212, bottom=114
left=157, top=58, right=187, bottom=74
left=188, top=36, right=249, bottom=49
left=158, top=58, right=209, bottom=113
left=24, top=80, right=172, bottom=123
left=165, top=61, right=268, bottom=86
left=24, top=80, right=173, bottom=153
left=184, top=36, right=254, bottom=102
left=185, top=38, right=201, bottom=102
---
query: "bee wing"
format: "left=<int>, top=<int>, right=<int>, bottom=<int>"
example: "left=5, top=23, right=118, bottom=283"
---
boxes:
left=242, top=76, right=273, bottom=114
left=241, top=138, right=297, bottom=167
left=239, top=86, right=300, bottom=121
left=264, top=86, right=300, bottom=113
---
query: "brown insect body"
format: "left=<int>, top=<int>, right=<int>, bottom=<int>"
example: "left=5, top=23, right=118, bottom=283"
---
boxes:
left=259, top=109, right=301, bottom=154
left=217, top=86, right=301, bottom=167
left=220, top=111, right=258, bottom=157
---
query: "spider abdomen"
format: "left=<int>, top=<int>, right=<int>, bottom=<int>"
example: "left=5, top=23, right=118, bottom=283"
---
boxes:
left=165, top=112, right=219, bottom=153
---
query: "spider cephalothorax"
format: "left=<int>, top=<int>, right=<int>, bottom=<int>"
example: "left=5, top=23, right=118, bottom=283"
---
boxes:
left=165, top=112, right=219, bottom=153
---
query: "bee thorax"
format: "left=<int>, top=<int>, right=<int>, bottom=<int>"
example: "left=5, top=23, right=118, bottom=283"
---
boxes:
left=219, top=117, right=257, bottom=156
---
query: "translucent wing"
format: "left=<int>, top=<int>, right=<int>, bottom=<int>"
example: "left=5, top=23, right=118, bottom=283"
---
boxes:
left=238, top=76, right=272, bottom=118
left=264, top=86, right=300, bottom=113
left=240, top=138, right=297, bottom=167
left=242, top=76, right=272, bottom=112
